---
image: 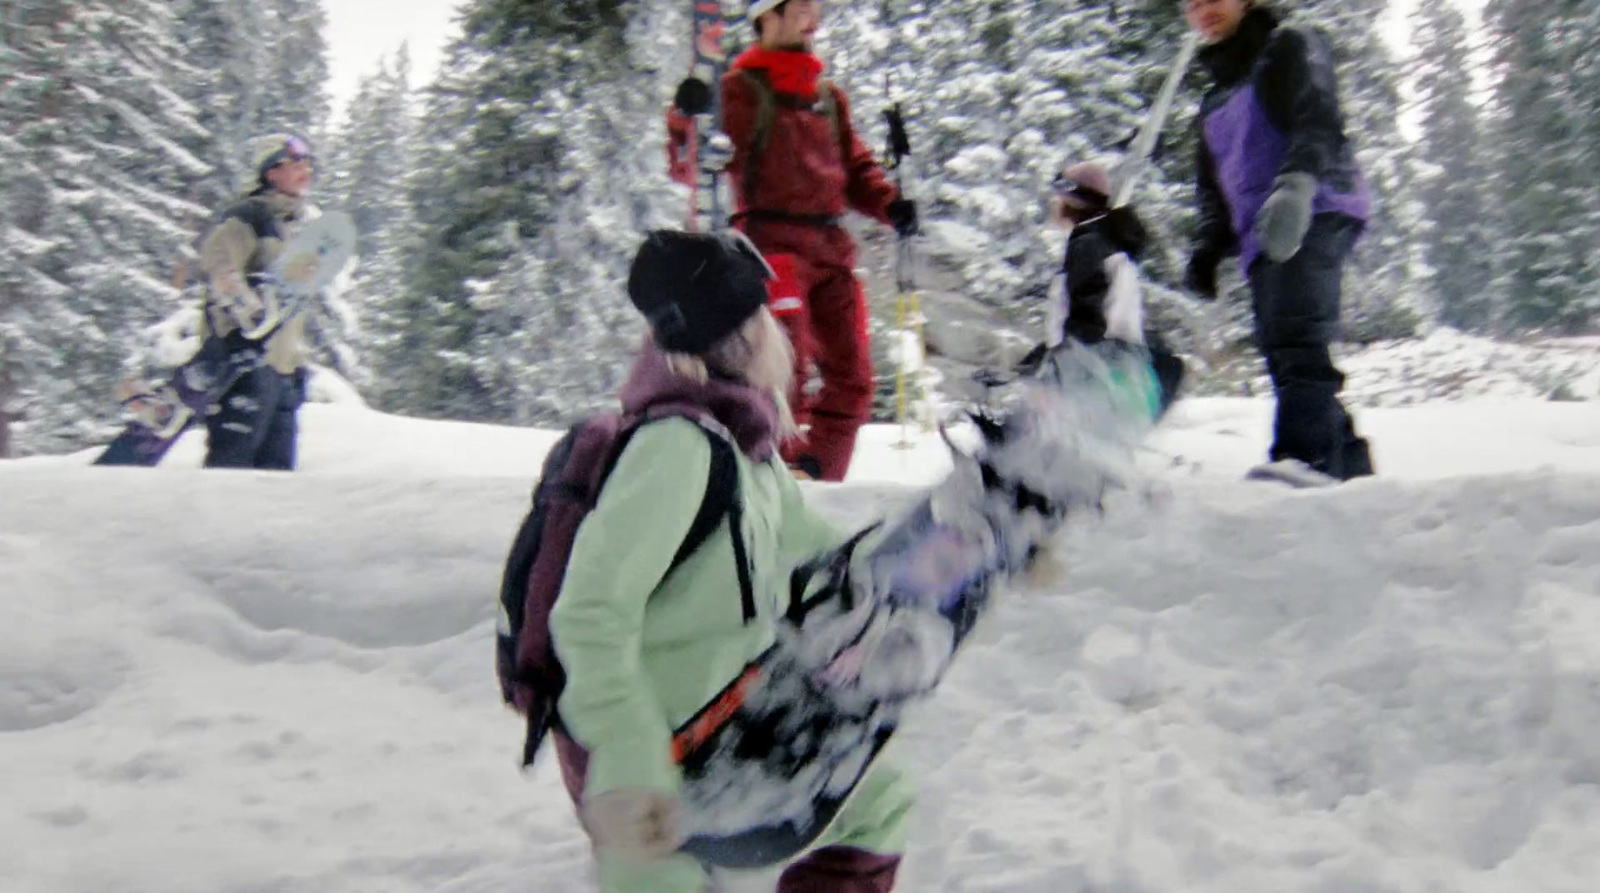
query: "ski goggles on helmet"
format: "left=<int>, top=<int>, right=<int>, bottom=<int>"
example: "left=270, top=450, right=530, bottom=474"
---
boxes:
left=259, top=135, right=314, bottom=174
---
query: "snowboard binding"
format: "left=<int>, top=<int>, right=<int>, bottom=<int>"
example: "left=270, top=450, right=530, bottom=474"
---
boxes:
left=115, top=379, right=194, bottom=441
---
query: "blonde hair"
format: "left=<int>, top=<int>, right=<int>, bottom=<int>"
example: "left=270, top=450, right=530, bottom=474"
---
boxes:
left=664, top=307, right=798, bottom=437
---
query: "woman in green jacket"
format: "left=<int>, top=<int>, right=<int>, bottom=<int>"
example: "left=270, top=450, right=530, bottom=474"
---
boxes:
left=549, top=229, right=915, bottom=892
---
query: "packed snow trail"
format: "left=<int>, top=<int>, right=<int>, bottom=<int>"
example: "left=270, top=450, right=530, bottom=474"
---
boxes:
left=2, top=402, right=1599, bottom=892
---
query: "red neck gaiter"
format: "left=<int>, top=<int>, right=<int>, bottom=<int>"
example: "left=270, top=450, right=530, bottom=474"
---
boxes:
left=733, top=46, right=825, bottom=100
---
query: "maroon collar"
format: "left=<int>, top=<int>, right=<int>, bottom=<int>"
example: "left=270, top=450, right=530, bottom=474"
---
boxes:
left=618, top=340, right=779, bottom=461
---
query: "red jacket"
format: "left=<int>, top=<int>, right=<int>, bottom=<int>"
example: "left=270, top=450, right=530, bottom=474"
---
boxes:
left=666, top=105, right=696, bottom=186
left=720, top=48, right=898, bottom=224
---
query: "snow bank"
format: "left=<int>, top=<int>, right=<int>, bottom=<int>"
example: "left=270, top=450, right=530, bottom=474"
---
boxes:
left=1201, top=330, right=1600, bottom=409
left=35, top=404, right=565, bottom=480
left=41, top=404, right=947, bottom=487
left=1339, top=329, right=1600, bottom=406
left=2, top=399, right=1598, bottom=893
left=304, top=365, right=368, bottom=408
left=908, top=472, right=1600, bottom=892
left=1150, top=397, right=1600, bottom=482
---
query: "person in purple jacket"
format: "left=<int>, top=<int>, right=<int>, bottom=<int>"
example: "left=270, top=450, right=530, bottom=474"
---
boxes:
left=1183, top=0, right=1375, bottom=481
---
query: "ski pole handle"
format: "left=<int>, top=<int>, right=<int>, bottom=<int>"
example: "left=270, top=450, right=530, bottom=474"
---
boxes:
left=883, top=73, right=912, bottom=171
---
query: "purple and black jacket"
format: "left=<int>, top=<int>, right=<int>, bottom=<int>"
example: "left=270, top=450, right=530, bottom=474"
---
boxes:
left=1193, top=7, right=1371, bottom=272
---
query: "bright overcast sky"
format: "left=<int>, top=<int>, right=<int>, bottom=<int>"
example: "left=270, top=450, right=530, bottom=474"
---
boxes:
left=320, top=0, right=1486, bottom=122
left=323, top=0, right=465, bottom=121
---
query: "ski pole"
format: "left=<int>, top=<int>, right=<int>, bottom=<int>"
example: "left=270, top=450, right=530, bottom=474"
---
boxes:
left=896, top=287, right=909, bottom=445
left=1111, top=31, right=1200, bottom=208
left=883, top=74, right=925, bottom=445
left=1109, top=32, right=1227, bottom=368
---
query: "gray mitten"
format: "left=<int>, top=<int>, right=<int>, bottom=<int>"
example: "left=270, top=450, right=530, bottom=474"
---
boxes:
left=581, top=789, right=685, bottom=860
left=1254, top=172, right=1318, bottom=264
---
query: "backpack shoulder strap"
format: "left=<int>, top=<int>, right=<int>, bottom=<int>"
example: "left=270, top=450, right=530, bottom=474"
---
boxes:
left=669, top=428, right=734, bottom=568
left=739, top=69, right=778, bottom=207
left=670, top=431, right=755, bottom=623
left=221, top=197, right=282, bottom=242
left=739, top=68, right=779, bottom=156
left=819, top=78, right=840, bottom=145
left=623, top=409, right=756, bottom=623
left=738, top=71, right=847, bottom=207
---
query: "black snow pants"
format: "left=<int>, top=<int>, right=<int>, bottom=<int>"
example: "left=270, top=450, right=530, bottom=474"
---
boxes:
left=204, top=363, right=304, bottom=471
left=1248, top=213, right=1373, bottom=480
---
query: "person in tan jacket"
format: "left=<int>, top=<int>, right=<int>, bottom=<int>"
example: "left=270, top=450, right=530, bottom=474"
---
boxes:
left=195, top=133, right=315, bottom=469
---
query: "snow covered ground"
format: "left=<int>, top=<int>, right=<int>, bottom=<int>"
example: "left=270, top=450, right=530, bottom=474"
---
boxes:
left=1205, top=329, right=1600, bottom=408
left=3, top=391, right=1599, bottom=893
left=1338, top=330, right=1600, bottom=407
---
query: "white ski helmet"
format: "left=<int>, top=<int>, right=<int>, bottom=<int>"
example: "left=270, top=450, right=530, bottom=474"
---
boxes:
left=237, top=133, right=313, bottom=196
left=747, top=0, right=786, bottom=22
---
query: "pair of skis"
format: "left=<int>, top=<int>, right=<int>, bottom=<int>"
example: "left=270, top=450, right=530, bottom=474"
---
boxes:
left=670, top=1, right=736, bottom=234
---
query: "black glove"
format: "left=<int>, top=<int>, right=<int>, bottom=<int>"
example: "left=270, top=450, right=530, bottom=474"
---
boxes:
left=887, top=197, right=918, bottom=237
left=1102, top=206, right=1150, bottom=261
left=1183, top=251, right=1222, bottom=302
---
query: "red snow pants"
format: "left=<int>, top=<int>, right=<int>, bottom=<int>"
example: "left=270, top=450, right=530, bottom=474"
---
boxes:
left=744, top=219, right=874, bottom=482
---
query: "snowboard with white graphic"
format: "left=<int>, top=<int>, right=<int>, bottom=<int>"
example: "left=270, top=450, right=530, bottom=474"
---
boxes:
left=94, top=211, right=356, bottom=467
left=671, top=340, right=1165, bottom=868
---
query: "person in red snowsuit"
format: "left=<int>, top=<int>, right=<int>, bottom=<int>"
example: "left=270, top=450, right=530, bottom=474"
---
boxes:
left=721, top=0, right=918, bottom=482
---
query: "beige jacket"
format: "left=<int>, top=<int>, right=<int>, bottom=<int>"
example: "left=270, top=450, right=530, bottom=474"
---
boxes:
left=197, top=190, right=309, bottom=375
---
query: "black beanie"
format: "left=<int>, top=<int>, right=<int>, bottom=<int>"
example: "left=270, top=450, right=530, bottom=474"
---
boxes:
left=627, top=229, right=773, bottom=355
